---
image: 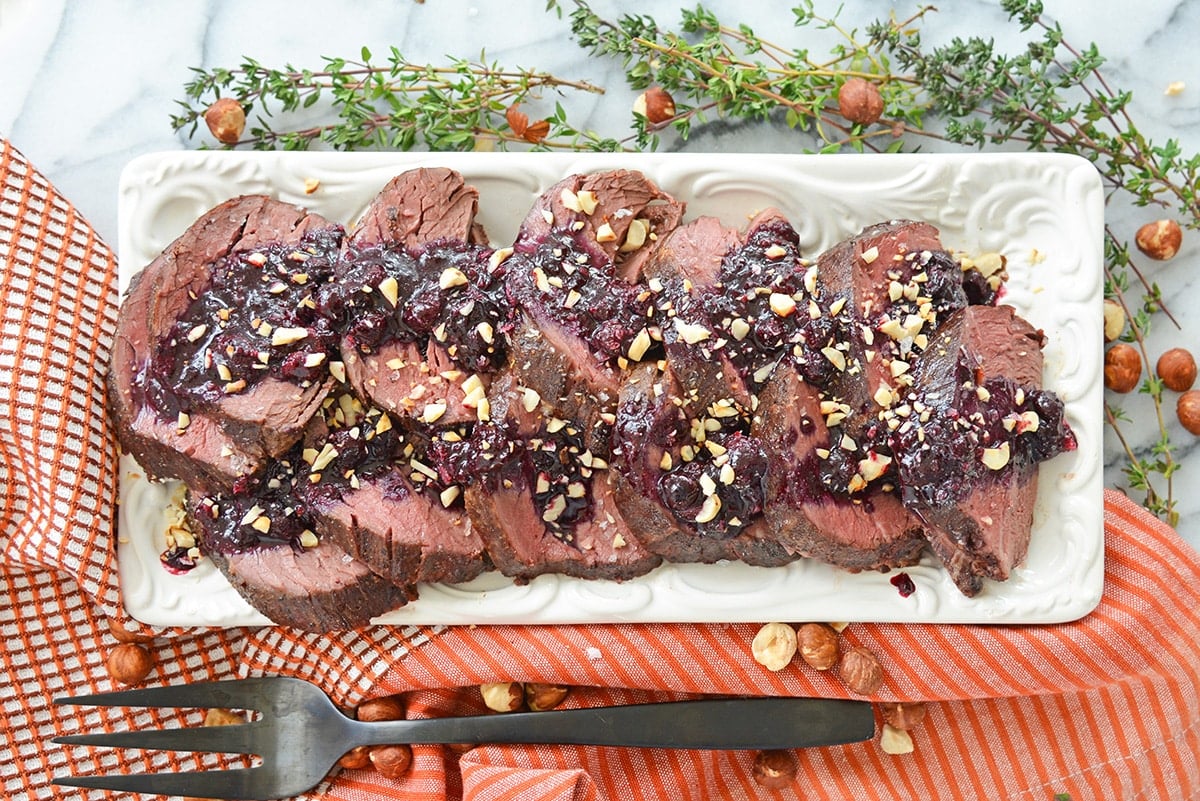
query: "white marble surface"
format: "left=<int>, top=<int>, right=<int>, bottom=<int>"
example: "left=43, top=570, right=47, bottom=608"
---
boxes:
left=0, top=0, right=1197, bottom=547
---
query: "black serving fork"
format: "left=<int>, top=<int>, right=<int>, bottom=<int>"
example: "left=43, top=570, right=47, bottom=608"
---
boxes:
left=54, top=677, right=875, bottom=800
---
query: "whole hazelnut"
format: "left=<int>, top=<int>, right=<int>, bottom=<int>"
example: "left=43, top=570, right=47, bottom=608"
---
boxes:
left=1104, top=344, right=1142, bottom=393
left=838, top=646, right=884, bottom=696
left=795, top=623, right=840, bottom=671
left=1178, top=390, right=1200, bottom=435
left=1102, top=299, right=1126, bottom=343
left=106, top=643, right=154, bottom=687
left=750, top=622, right=798, bottom=672
left=837, top=78, right=885, bottom=126
left=356, top=694, right=406, bottom=722
left=369, top=744, right=413, bottom=779
left=878, top=701, right=927, bottom=730
left=480, top=681, right=524, bottom=713
left=1156, top=348, right=1197, bottom=392
left=751, top=749, right=797, bottom=789
left=337, top=746, right=372, bottom=770
left=204, top=98, right=246, bottom=145
left=525, top=682, right=570, bottom=712
left=633, top=87, right=676, bottom=124
left=1135, top=219, right=1182, bottom=261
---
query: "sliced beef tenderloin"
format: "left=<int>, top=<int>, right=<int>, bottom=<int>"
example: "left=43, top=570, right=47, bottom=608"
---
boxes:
left=895, top=304, right=1075, bottom=595
left=612, top=364, right=792, bottom=566
left=298, top=392, right=487, bottom=588
left=108, top=195, right=343, bottom=493
left=608, top=211, right=814, bottom=567
left=641, top=216, right=750, bottom=409
left=504, top=171, right=686, bottom=412
left=327, top=168, right=510, bottom=426
left=739, top=221, right=970, bottom=574
left=793, top=220, right=968, bottom=500
left=463, top=372, right=661, bottom=583
left=752, top=362, right=926, bottom=572
left=185, top=442, right=412, bottom=631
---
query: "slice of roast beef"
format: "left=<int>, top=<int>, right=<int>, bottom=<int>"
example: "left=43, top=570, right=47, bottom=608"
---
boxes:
left=504, top=171, right=686, bottom=409
left=753, top=362, right=926, bottom=572
left=463, top=372, right=661, bottom=582
left=609, top=212, right=814, bottom=567
left=108, top=195, right=343, bottom=493
left=612, top=364, right=792, bottom=566
left=894, top=304, right=1075, bottom=595
left=299, top=392, right=487, bottom=588
left=327, top=168, right=510, bottom=425
left=186, top=443, right=413, bottom=631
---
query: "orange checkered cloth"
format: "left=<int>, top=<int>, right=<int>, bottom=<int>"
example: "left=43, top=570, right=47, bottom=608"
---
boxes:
left=1, top=136, right=1197, bottom=800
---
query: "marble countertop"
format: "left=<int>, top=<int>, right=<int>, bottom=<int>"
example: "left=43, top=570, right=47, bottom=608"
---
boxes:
left=1, top=0, right=1197, bottom=548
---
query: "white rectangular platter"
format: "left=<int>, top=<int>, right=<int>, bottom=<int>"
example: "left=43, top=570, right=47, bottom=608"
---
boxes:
left=116, top=151, right=1104, bottom=627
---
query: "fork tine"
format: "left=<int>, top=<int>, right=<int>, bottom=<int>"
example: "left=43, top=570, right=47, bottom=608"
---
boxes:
left=54, top=723, right=258, bottom=755
left=54, top=767, right=267, bottom=800
left=53, top=677, right=280, bottom=711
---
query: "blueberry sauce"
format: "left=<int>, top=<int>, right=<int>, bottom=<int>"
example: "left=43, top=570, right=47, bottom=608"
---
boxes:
left=145, top=229, right=343, bottom=418
left=323, top=239, right=511, bottom=375
left=893, top=359, right=1075, bottom=507
left=508, top=228, right=650, bottom=363
left=890, top=572, right=916, bottom=597
left=188, top=450, right=320, bottom=557
left=654, top=432, right=768, bottom=538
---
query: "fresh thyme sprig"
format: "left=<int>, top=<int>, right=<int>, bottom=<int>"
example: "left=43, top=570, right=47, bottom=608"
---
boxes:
left=171, top=47, right=622, bottom=152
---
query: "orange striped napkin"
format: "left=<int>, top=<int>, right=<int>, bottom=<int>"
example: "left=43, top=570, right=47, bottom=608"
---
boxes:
left=2, top=136, right=1197, bottom=800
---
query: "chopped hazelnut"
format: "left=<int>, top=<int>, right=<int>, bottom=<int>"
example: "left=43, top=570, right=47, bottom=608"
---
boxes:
left=751, top=622, right=798, bottom=672
left=880, top=723, right=915, bottom=755
left=878, top=701, right=927, bottom=730
left=1102, top=299, right=1126, bottom=342
left=633, top=86, right=676, bottom=124
left=203, top=708, right=246, bottom=727
left=752, top=749, right=797, bottom=789
left=525, top=682, right=570, bottom=711
left=480, top=681, right=524, bottom=712
left=1135, top=219, right=1182, bottom=261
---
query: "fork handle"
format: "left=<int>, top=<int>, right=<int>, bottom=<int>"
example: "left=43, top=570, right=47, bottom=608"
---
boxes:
left=351, top=697, right=874, bottom=751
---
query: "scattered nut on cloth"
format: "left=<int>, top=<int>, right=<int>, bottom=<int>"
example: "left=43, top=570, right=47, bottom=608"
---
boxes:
left=1, top=137, right=1198, bottom=800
